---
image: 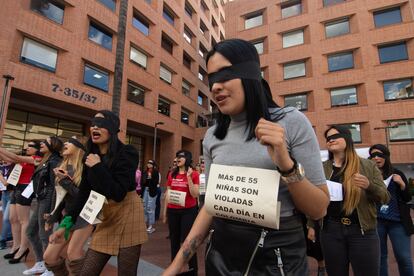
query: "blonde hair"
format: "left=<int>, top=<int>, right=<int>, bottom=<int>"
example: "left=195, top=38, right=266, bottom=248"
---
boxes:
left=57, top=137, right=86, bottom=186
left=341, top=146, right=361, bottom=215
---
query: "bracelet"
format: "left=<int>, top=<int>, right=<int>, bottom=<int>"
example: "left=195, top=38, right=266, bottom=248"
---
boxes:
left=58, top=216, right=74, bottom=240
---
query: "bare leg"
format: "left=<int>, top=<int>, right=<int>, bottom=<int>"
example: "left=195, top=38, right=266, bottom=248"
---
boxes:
left=8, top=204, right=21, bottom=252
left=15, top=204, right=31, bottom=257
left=67, top=225, right=93, bottom=261
left=44, top=241, right=69, bottom=264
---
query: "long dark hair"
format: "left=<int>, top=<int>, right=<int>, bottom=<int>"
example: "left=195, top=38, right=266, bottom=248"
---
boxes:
left=206, top=39, right=282, bottom=141
left=369, top=144, right=393, bottom=178
left=86, top=110, right=121, bottom=167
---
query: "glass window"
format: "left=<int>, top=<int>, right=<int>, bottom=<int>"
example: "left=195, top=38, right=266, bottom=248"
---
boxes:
left=197, top=115, right=207, bottom=128
left=183, top=52, right=192, bottom=69
left=383, top=79, right=413, bottom=100
left=158, top=98, right=171, bottom=116
left=389, top=119, right=414, bottom=141
left=198, top=94, right=203, bottom=105
left=185, top=1, right=193, bottom=17
left=88, top=22, right=112, bottom=50
left=160, top=65, right=172, bottom=84
left=20, top=38, right=58, bottom=72
left=281, top=0, right=301, bottom=18
left=184, top=28, right=192, bottom=44
left=283, top=61, right=306, bottom=80
left=253, top=40, right=264, bottom=54
left=181, top=109, right=190, bottom=124
left=200, top=20, right=208, bottom=34
left=199, top=67, right=207, bottom=82
left=340, top=123, right=361, bottom=143
left=328, top=51, right=354, bottom=72
left=130, top=46, right=147, bottom=69
left=163, top=7, right=175, bottom=25
left=127, top=82, right=145, bottom=106
left=199, top=43, right=207, bottom=58
left=245, top=13, right=263, bottom=29
left=83, top=64, right=109, bottom=91
left=330, top=86, right=357, bottom=106
left=379, top=42, right=408, bottom=64
left=323, top=0, right=345, bottom=7
left=31, top=0, right=64, bottom=24
left=374, top=7, right=402, bottom=28
left=284, top=94, right=307, bottom=111
left=182, top=80, right=191, bottom=96
left=132, top=13, right=149, bottom=36
left=325, top=18, right=349, bottom=38
left=283, top=29, right=304, bottom=48
left=98, top=0, right=116, bottom=11
left=161, top=35, right=173, bottom=54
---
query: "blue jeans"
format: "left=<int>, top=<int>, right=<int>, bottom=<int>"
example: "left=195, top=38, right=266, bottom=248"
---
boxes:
left=1, top=191, right=12, bottom=241
left=378, top=219, right=414, bottom=276
left=143, top=188, right=156, bottom=226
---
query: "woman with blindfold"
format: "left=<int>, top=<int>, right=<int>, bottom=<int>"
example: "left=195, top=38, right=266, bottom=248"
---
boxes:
left=320, top=126, right=389, bottom=276
left=142, top=159, right=159, bottom=234
left=368, top=144, right=414, bottom=276
left=50, top=110, right=147, bottom=275
left=43, top=136, right=94, bottom=275
left=24, top=136, right=63, bottom=275
left=164, top=39, right=329, bottom=275
left=163, top=150, right=199, bottom=275
left=0, top=141, right=41, bottom=264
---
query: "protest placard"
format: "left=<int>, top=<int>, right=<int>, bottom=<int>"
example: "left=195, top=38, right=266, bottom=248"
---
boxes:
left=7, top=164, right=22, bottom=186
left=167, top=190, right=186, bottom=207
left=80, top=191, right=106, bottom=225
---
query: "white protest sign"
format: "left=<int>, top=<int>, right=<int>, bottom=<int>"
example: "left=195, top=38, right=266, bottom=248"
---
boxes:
left=51, top=185, right=67, bottom=215
left=326, top=180, right=343, bottom=201
left=199, top=173, right=206, bottom=195
left=167, top=190, right=186, bottom=207
left=7, top=164, right=23, bottom=186
left=21, top=181, right=34, bottom=199
left=384, top=175, right=392, bottom=188
left=80, top=191, right=106, bottom=225
left=205, top=164, right=281, bottom=229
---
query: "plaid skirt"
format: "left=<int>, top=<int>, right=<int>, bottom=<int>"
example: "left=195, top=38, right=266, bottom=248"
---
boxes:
left=90, top=191, right=148, bottom=255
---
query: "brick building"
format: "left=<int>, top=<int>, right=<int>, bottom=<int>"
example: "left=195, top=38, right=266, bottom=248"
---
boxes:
left=0, top=0, right=226, bottom=175
left=225, top=0, right=414, bottom=176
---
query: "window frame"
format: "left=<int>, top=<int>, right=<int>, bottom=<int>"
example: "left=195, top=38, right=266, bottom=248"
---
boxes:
left=325, top=17, right=350, bottom=38
left=252, top=40, right=264, bottom=55
left=327, top=51, right=354, bottom=72
left=282, top=29, right=304, bottom=48
left=283, top=60, right=306, bottom=80
left=284, top=93, right=308, bottom=111
left=20, top=37, right=58, bottom=72
left=83, top=64, right=110, bottom=92
left=160, top=65, right=173, bottom=84
left=383, top=78, right=414, bottom=101
left=389, top=119, right=414, bottom=141
left=98, top=0, right=116, bottom=11
left=88, top=22, right=113, bottom=50
left=163, top=5, right=175, bottom=25
left=378, top=42, right=408, bottom=64
left=323, top=0, right=346, bottom=7
left=30, top=0, right=65, bottom=24
left=244, top=12, right=263, bottom=30
left=373, top=6, right=402, bottom=28
left=158, top=97, right=171, bottom=117
left=338, top=123, right=362, bottom=143
left=127, top=81, right=146, bottom=106
left=181, top=108, right=190, bottom=125
left=132, top=12, right=150, bottom=36
left=330, top=86, right=358, bottom=107
left=281, top=0, right=302, bottom=19
left=129, top=46, right=148, bottom=69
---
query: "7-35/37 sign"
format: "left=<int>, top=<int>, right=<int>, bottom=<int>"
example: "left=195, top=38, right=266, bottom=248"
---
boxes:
left=52, top=83, right=97, bottom=104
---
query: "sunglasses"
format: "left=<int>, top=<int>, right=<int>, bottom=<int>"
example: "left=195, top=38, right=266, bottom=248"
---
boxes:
left=27, top=144, right=37, bottom=148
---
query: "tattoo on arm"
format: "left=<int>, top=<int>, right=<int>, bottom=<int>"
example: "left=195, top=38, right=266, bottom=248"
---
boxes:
left=182, top=235, right=202, bottom=262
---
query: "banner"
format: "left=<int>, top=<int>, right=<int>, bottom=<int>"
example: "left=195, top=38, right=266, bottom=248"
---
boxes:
left=205, top=164, right=281, bottom=229
left=167, top=190, right=186, bottom=207
left=80, top=191, right=106, bottom=225
left=21, top=181, right=34, bottom=199
left=7, top=164, right=22, bottom=186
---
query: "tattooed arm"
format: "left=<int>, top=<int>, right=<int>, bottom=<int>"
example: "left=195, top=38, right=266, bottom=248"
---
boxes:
left=162, top=207, right=213, bottom=275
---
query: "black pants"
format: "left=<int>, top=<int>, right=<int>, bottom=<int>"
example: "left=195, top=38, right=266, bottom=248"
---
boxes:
left=155, top=187, right=162, bottom=220
left=321, top=220, right=380, bottom=276
left=167, top=206, right=198, bottom=272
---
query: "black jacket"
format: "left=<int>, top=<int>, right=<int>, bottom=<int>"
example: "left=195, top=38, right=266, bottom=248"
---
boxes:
left=389, top=169, right=414, bottom=235
left=67, top=143, right=139, bottom=222
left=32, top=153, right=61, bottom=198
left=141, top=169, right=159, bottom=197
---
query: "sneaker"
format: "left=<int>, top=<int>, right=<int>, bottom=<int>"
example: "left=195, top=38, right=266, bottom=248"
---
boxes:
left=146, top=226, right=156, bottom=234
left=23, top=261, right=46, bottom=275
left=40, top=270, right=54, bottom=276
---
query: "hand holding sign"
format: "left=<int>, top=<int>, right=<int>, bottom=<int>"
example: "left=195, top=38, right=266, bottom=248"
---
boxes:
left=255, top=119, right=294, bottom=172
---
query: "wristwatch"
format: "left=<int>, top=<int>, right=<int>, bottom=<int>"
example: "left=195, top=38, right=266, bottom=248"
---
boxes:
left=277, top=158, right=305, bottom=184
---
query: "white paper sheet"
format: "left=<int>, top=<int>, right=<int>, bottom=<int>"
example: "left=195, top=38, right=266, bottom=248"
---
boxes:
left=326, top=180, right=343, bottom=201
left=79, top=191, right=106, bottom=225
left=384, top=175, right=392, bottom=188
left=21, top=181, right=34, bottom=199
left=50, top=185, right=67, bottom=215
left=167, top=190, right=186, bottom=207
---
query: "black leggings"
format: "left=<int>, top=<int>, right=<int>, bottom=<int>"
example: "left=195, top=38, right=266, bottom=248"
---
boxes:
left=321, top=220, right=380, bottom=276
left=167, top=206, right=198, bottom=272
left=80, top=245, right=141, bottom=276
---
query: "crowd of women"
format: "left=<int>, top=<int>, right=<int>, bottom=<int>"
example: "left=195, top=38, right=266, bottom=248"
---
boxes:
left=0, top=38, right=412, bottom=276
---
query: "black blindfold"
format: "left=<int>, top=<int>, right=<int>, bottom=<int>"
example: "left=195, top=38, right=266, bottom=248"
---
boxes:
left=68, top=138, right=86, bottom=152
left=369, top=152, right=386, bottom=159
left=91, top=117, right=119, bottom=134
left=326, top=133, right=350, bottom=142
left=207, top=61, right=261, bottom=90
